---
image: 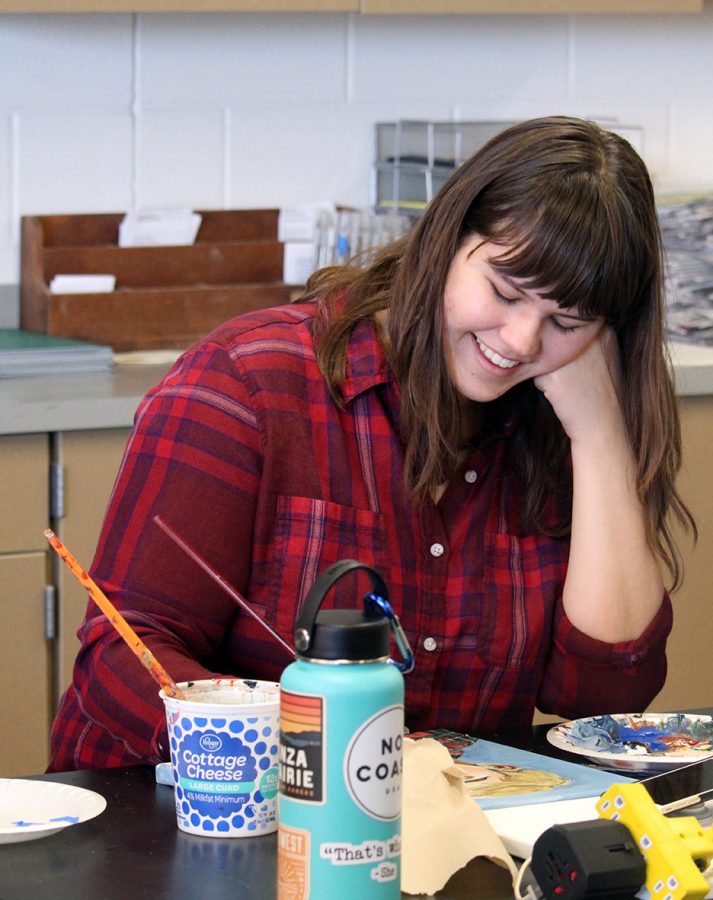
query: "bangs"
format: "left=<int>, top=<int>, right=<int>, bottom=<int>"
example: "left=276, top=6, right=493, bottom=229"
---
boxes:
left=482, top=181, right=653, bottom=327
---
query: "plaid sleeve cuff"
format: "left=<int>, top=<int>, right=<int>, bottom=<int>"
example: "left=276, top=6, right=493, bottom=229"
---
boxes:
left=552, top=591, right=673, bottom=667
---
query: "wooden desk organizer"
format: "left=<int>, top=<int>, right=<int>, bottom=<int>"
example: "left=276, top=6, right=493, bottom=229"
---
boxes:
left=21, top=209, right=302, bottom=351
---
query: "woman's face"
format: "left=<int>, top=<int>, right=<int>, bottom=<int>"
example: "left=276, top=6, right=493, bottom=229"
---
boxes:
left=443, top=235, right=605, bottom=403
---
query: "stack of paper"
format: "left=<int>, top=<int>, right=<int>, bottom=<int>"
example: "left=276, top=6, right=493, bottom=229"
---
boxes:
left=659, top=195, right=713, bottom=345
left=119, top=208, right=202, bottom=247
left=278, top=203, right=336, bottom=284
left=49, top=274, right=116, bottom=294
left=0, top=329, right=114, bottom=378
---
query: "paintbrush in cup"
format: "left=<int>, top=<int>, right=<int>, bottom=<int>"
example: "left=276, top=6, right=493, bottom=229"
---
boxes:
left=44, top=529, right=187, bottom=700
left=153, top=515, right=295, bottom=659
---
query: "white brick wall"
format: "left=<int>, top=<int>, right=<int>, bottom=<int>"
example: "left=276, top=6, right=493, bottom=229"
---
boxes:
left=0, top=5, right=712, bottom=285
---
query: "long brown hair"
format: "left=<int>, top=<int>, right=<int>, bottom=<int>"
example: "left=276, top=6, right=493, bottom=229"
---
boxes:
left=305, top=116, right=695, bottom=588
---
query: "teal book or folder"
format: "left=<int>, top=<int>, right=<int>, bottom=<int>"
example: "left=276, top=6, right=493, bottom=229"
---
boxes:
left=0, top=329, right=113, bottom=377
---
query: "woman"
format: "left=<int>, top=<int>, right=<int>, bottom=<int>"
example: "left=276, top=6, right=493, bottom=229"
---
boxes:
left=48, top=116, right=694, bottom=772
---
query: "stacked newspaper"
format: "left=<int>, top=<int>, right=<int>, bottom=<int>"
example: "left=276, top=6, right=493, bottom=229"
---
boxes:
left=0, top=330, right=114, bottom=378
left=659, top=196, right=713, bottom=345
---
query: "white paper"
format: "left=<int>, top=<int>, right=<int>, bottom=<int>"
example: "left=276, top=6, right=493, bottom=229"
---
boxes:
left=484, top=796, right=600, bottom=860
left=119, top=208, right=202, bottom=247
left=277, top=203, right=336, bottom=242
left=283, top=241, right=316, bottom=285
left=49, top=274, right=116, bottom=294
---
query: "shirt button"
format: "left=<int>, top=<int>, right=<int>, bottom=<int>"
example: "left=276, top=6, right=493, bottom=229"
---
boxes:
left=429, top=542, right=445, bottom=558
left=423, top=637, right=438, bottom=652
left=464, top=469, right=478, bottom=484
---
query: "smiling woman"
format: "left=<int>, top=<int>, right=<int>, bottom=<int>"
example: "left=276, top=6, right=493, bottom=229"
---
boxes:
left=441, top=237, right=604, bottom=405
left=48, top=117, right=695, bottom=774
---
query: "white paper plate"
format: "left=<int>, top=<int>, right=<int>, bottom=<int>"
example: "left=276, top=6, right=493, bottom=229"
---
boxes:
left=0, top=778, right=107, bottom=844
left=547, top=712, right=713, bottom=773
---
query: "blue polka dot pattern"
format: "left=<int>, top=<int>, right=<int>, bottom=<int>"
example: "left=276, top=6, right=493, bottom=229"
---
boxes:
left=162, top=680, right=279, bottom=837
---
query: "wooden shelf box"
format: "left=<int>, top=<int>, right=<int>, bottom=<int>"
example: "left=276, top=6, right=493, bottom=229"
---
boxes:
left=21, top=209, right=302, bottom=352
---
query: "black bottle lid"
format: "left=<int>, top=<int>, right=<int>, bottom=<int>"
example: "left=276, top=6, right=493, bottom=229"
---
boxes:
left=300, top=608, right=390, bottom=662
left=294, top=560, right=391, bottom=663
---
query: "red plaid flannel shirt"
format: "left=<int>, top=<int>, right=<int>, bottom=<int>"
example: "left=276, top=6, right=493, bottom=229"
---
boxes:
left=48, top=302, right=671, bottom=771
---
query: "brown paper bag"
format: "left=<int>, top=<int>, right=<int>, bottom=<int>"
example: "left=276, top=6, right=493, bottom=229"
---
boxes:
left=401, top=738, right=519, bottom=896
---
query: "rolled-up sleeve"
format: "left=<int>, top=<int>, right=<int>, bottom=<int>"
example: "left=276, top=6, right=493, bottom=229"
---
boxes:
left=537, top=592, right=673, bottom=719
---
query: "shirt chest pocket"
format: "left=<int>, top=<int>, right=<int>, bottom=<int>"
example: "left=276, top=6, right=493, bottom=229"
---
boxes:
left=266, top=495, right=389, bottom=639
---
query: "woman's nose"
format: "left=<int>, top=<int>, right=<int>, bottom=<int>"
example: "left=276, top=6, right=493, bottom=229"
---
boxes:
left=501, top=310, right=542, bottom=360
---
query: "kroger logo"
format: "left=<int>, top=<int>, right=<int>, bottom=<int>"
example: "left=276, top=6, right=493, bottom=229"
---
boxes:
left=199, top=733, right=223, bottom=752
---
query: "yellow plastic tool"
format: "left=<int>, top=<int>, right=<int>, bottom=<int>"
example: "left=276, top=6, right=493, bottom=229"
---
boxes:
left=596, top=782, right=713, bottom=899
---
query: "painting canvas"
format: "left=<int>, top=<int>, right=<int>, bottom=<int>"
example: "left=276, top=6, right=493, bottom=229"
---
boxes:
left=406, top=729, right=634, bottom=811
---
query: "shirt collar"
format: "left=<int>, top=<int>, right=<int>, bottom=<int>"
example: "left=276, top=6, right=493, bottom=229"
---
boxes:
left=337, top=315, right=519, bottom=441
left=340, top=317, right=393, bottom=403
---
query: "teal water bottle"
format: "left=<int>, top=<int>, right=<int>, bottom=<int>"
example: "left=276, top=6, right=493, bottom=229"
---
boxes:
left=277, top=560, right=414, bottom=900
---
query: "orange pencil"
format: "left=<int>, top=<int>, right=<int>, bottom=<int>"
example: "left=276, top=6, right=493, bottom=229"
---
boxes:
left=44, top=529, right=186, bottom=700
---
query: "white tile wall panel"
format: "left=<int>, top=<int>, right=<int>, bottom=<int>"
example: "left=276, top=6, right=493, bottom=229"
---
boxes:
left=572, top=7, right=713, bottom=101
left=18, top=113, right=133, bottom=215
left=0, top=116, right=13, bottom=248
left=227, top=100, right=454, bottom=209
left=350, top=15, right=570, bottom=104
left=667, top=103, right=713, bottom=191
left=137, top=109, right=226, bottom=210
left=0, top=247, right=20, bottom=287
left=138, top=13, right=349, bottom=108
left=0, top=12, right=713, bottom=286
left=0, top=15, right=133, bottom=110
left=227, top=104, right=369, bottom=208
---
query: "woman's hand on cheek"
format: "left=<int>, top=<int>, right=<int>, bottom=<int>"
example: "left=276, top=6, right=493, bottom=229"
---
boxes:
left=533, top=326, right=625, bottom=443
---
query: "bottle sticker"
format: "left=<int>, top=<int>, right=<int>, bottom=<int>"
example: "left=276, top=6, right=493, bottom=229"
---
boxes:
left=278, top=823, right=311, bottom=900
left=165, top=706, right=278, bottom=836
left=344, top=705, right=403, bottom=821
left=371, top=860, right=399, bottom=883
left=320, top=834, right=401, bottom=869
left=280, top=690, right=325, bottom=803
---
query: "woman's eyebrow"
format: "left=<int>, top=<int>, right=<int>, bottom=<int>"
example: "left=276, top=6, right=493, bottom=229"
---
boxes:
left=495, top=270, right=599, bottom=322
left=554, top=310, right=598, bottom=323
left=491, top=269, right=526, bottom=294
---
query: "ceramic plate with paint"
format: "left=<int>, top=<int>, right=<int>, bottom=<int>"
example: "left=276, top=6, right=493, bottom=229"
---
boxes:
left=0, top=779, right=107, bottom=844
left=547, top=712, right=713, bottom=773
